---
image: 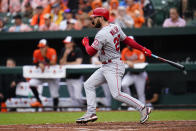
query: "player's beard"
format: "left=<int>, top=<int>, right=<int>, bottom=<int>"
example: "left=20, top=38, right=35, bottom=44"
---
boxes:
left=94, top=19, right=102, bottom=28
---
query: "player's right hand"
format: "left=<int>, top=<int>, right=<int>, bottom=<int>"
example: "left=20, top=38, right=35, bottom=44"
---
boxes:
left=82, top=37, right=89, bottom=46
left=142, top=47, right=152, bottom=57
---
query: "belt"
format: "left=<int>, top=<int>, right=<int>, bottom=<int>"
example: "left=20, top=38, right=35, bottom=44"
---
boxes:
left=102, top=58, right=122, bottom=64
left=102, top=59, right=112, bottom=64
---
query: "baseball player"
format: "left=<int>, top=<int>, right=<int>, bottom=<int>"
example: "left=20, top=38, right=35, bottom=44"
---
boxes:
left=121, top=37, right=148, bottom=110
left=76, top=8, right=152, bottom=124
left=60, top=36, right=84, bottom=109
left=29, top=39, right=60, bottom=111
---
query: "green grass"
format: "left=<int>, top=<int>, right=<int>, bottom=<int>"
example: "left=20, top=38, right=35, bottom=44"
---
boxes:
left=0, top=110, right=196, bottom=125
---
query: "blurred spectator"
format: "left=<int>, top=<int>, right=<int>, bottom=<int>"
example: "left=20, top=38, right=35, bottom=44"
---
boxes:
left=42, top=0, right=69, bottom=16
left=0, top=18, right=8, bottom=32
left=140, top=0, right=154, bottom=18
left=60, top=0, right=69, bottom=11
left=74, top=13, right=86, bottom=30
left=126, top=0, right=145, bottom=28
left=91, top=53, right=112, bottom=108
left=145, top=78, right=160, bottom=109
left=119, top=0, right=127, bottom=7
left=109, top=0, right=119, bottom=11
left=187, top=10, right=196, bottom=26
left=78, top=0, right=92, bottom=13
left=74, top=12, right=92, bottom=30
left=0, top=0, right=21, bottom=14
left=115, top=6, right=134, bottom=28
left=23, top=2, right=33, bottom=19
left=50, top=3, right=64, bottom=25
left=108, top=0, right=119, bottom=23
left=0, top=58, right=25, bottom=112
left=59, top=36, right=84, bottom=109
left=121, top=36, right=147, bottom=109
left=9, top=14, right=32, bottom=32
left=140, top=0, right=154, bottom=27
left=91, top=0, right=102, bottom=10
left=31, top=6, right=45, bottom=28
left=39, top=13, right=59, bottom=31
left=74, top=14, right=83, bottom=30
left=89, top=0, right=102, bottom=16
left=163, top=8, right=186, bottom=27
left=29, top=39, right=60, bottom=111
left=59, top=10, right=76, bottom=30
left=80, top=15, right=91, bottom=29
left=182, top=0, right=196, bottom=20
left=67, top=0, right=79, bottom=14
left=22, top=0, right=49, bottom=10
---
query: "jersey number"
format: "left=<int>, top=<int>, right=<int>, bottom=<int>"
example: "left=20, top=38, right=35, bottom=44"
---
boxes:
left=113, top=34, right=120, bottom=51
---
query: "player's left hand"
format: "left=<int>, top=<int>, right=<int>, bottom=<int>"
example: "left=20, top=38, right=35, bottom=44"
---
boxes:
left=142, top=47, right=152, bottom=57
left=82, top=37, right=89, bottom=46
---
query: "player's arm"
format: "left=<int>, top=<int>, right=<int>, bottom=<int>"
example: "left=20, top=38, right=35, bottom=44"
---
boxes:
left=81, top=37, right=98, bottom=56
left=118, top=25, right=152, bottom=57
left=33, top=51, right=40, bottom=66
left=146, top=93, right=159, bottom=104
left=64, top=58, right=83, bottom=65
left=122, top=37, right=151, bottom=57
left=48, top=50, right=57, bottom=65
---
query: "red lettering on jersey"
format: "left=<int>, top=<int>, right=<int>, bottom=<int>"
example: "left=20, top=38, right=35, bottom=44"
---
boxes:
left=110, top=26, right=119, bottom=36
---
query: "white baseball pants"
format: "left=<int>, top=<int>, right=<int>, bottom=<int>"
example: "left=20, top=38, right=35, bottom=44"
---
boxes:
left=66, top=77, right=84, bottom=106
left=29, top=78, right=60, bottom=98
left=84, top=60, right=144, bottom=114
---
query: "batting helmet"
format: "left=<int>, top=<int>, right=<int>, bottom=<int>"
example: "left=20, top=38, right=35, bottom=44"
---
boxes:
left=91, top=7, right=109, bottom=20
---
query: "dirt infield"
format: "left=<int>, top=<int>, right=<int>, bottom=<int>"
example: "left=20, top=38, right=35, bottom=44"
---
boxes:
left=0, top=121, right=196, bottom=131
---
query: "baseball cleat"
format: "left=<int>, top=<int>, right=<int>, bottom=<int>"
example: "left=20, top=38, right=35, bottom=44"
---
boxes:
left=140, top=106, right=151, bottom=124
left=76, top=113, right=98, bottom=124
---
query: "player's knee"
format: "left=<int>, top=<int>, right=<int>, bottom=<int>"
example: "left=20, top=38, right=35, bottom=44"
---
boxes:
left=84, top=80, right=92, bottom=88
left=111, top=93, right=120, bottom=100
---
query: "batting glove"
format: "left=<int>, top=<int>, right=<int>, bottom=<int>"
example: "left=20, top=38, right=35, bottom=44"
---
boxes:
left=142, top=47, right=152, bottom=57
left=82, top=37, right=89, bottom=46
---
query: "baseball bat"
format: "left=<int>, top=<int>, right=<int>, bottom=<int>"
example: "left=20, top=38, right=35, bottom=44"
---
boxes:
left=151, top=54, right=185, bottom=71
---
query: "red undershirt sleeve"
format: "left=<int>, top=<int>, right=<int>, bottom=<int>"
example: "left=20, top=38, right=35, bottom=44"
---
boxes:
left=122, top=36, right=144, bottom=51
left=85, top=43, right=98, bottom=56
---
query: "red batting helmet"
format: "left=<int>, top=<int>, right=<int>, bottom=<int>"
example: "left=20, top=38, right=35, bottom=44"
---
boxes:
left=91, top=7, right=109, bottom=20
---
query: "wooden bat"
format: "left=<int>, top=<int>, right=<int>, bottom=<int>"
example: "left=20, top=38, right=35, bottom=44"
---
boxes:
left=151, top=54, right=185, bottom=71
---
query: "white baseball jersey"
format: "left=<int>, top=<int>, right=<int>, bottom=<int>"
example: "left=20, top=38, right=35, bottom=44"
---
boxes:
left=91, top=24, right=127, bottom=62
